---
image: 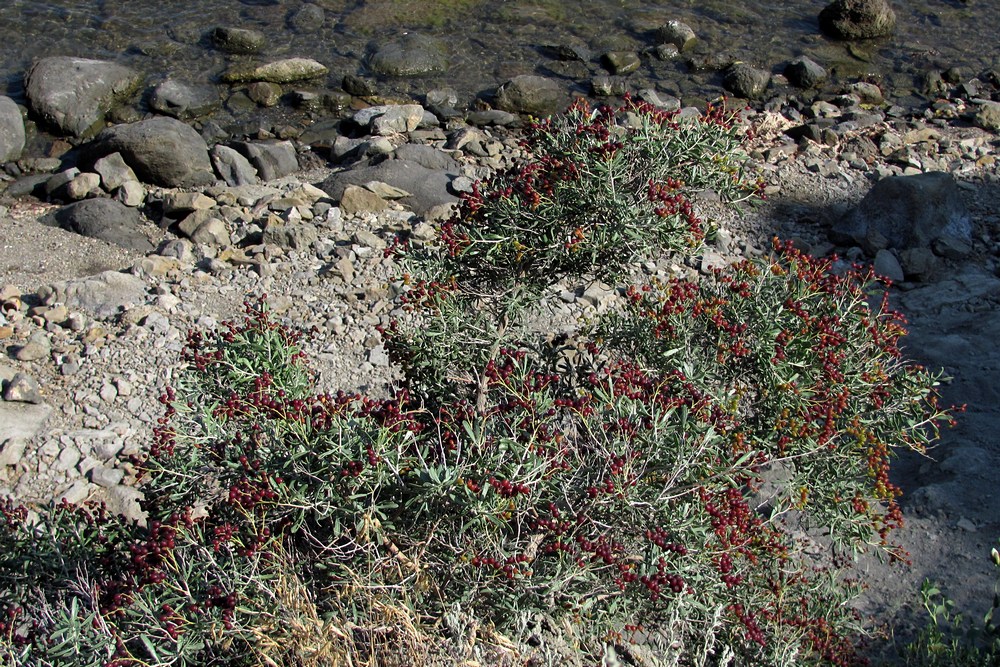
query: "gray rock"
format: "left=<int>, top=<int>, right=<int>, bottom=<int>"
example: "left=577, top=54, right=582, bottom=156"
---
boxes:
left=229, top=140, right=298, bottom=181
left=36, top=270, right=148, bottom=320
left=106, top=484, right=146, bottom=524
left=654, top=21, right=697, bottom=51
left=784, top=57, right=828, bottom=89
left=0, top=96, right=25, bottom=162
left=44, top=198, right=153, bottom=252
left=13, top=332, right=50, bottom=362
left=602, top=51, right=640, bottom=75
left=466, top=109, right=519, bottom=127
left=0, top=402, right=51, bottom=451
left=974, top=101, right=1000, bottom=132
left=247, top=81, right=283, bottom=107
left=162, top=192, right=215, bottom=215
left=592, top=76, right=627, bottom=97
left=65, top=172, right=101, bottom=200
left=369, top=33, right=449, bottom=77
left=56, top=479, right=92, bottom=505
left=223, top=58, right=329, bottom=84
left=819, top=0, right=896, bottom=40
left=212, top=26, right=266, bottom=54
left=89, top=464, right=125, bottom=488
left=2, top=372, right=43, bottom=404
left=116, top=181, right=145, bottom=207
left=211, top=145, right=259, bottom=186
left=899, top=247, right=939, bottom=281
left=353, top=104, right=425, bottom=135
left=392, top=143, right=461, bottom=171
left=86, top=116, right=215, bottom=188
left=189, top=218, right=231, bottom=247
left=149, top=79, right=221, bottom=120
left=25, top=57, right=142, bottom=138
left=263, top=222, right=318, bottom=250
left=339, top=185, right=387, bottom=215
left=319, top=159, right=459, bottom=216
left=833, top=172, right=972, bottom=251
left=0, top=438, right=27, bottom=467
left=93, top=152, right=138, bottom=191
left=723, top=63, right=771, bottom=99
left=849, top=81, right=884, bottom=105
left=873, top=249, right=903, bottom=283
left=495, top=75, right=566, bottom=116
left=288, top=4, right=325, bottom=32
left=45, top=168, right=81, bottom=199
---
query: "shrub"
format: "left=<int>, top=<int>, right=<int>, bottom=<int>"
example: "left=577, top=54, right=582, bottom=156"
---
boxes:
left=0, top=98, right=955, bottom=667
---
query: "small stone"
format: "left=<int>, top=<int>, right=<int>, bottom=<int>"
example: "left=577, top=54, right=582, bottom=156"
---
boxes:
left=14, top=332, right=50, bottom=361
left=592, top=76, right=628, bottom=97
left=353, top=229, right=386, bottom=250
left=89, top=464, right=125, bottom=488
left=602, top=51, right=641, bottom=75
left=0, top=438, right=27, bottom=466
left=100, top=383, right=118, bottom=403
left=56, top=446, right=82, bottom=472
left=116, top=181, right=146, bottom=207
left=57, top=479, right=92, bottom=505
left=368, top=345, right=390, bottom=366
left=873, top=249, right=904, bottom=283
left=163, top=191, right=216, bottom=215
left=340, top=185, right=387, bottom=215
left=94, top=152, right=139, bottom=190
left=655, top=21, right=697, bottom=52
left=248, top=81, right=283, bottom=107
left=3, top=372, right=43, bottom=404
left=65, top=172, right=101, bottom=200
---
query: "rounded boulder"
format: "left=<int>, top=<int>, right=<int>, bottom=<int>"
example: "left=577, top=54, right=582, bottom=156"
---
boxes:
left=86, top=116, right=216, bottom=188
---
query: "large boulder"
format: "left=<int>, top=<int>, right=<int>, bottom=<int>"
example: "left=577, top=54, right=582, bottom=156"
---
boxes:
left=43, top=198, right=154, bottom=252
left=25, top=57, right=142, bottom=138
left=495, top=75, right=566, bottom=117
left=0, top=96, right=25, bottom=162
left=86, top=117, right=215, bottom=188
left=832, top=171, right=971, bottom=252
left=819, top=0, right=896, bottom=40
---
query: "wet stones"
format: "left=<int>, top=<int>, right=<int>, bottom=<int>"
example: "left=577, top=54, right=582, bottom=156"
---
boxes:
left=149, top=79, right=221, bottom=120
left=222, top=58, right=329, bottom=84
left=368, top=33, right=449, bottom=77
left=723, top=63, right=771, bottom=99
left=211, top=26, right=267, bottom=54
left=654, top=20, right=697, bottom=52
left=784, top=56, right=828, bottom=89
left=0, top=96, right=25, bottom=162
left=819, top=0, right=896, bottom=40
left=25, top=57, right=143, bottom=138
left=495, top=75, right=566, bottom=116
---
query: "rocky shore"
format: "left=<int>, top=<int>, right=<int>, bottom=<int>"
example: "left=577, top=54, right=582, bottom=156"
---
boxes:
left=1, top=2, right=1000, bottom=662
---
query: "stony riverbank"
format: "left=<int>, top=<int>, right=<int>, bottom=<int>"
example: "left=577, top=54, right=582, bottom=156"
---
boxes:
left=1, top=4, right=1000, bottom=662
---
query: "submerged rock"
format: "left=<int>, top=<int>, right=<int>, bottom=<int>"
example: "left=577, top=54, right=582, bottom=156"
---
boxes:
left=819, top=0, right=896, bottom=40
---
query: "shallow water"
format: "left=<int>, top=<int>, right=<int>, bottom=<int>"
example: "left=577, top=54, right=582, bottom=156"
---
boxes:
left=0, top=1, right=997, bottom=112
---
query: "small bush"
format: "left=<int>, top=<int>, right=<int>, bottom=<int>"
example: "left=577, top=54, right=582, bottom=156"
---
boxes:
left=0, top=98, right=955, bottom=667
